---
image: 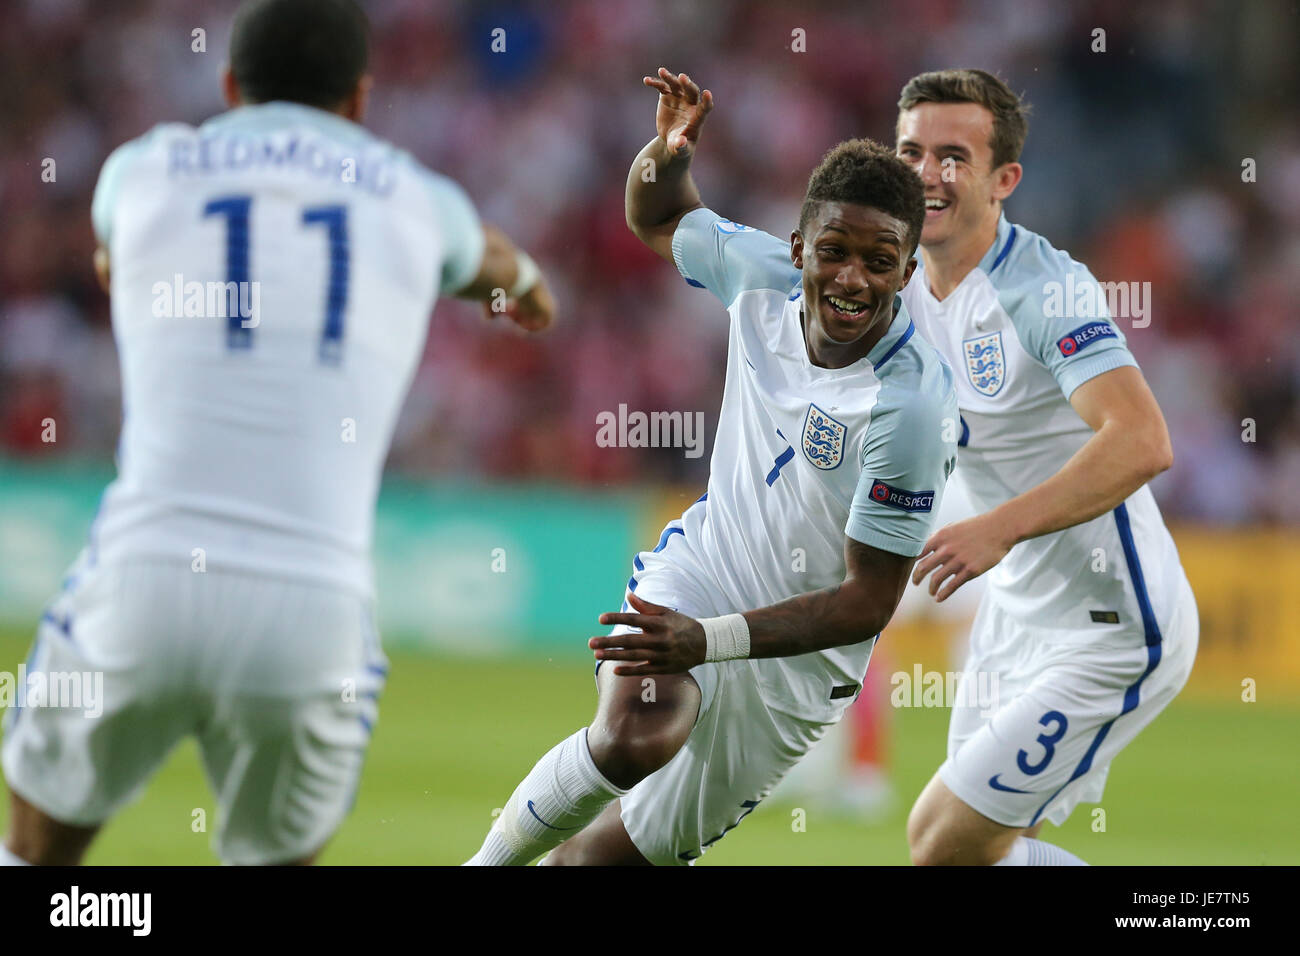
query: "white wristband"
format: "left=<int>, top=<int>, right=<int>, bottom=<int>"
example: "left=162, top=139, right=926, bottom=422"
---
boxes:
left=700, top=613, right=751, bottom=662
left=508, top=250, right=540, bottom=298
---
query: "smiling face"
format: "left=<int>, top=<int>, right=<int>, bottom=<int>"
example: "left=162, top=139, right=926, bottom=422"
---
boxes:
left=791, top=201, right=917, bottom=367
left=895, top=101, right=1020, bottom=251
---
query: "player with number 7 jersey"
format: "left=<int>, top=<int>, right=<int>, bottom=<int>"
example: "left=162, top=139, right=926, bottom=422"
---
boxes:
left=466, top=68, right=958, bottom=866
left=1, top=0, right=553, bottom=868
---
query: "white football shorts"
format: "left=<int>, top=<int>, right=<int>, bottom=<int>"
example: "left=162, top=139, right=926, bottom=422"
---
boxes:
left=601, top=530, right=872, bottom=865
left=1, top=550, right=387, bottom=864
left=938, top=577, right=1198, bottom=828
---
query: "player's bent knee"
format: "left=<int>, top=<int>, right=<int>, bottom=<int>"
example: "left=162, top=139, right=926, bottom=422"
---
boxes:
left=587, top=712, right=689, bottom=788
left=905, top=777, right=946, bottom=864
left=908, top=829, right=956, bottom=867
left=906, top=779, right=1011, bottom=866
left=909, top=813, right=1021, bottom=866
left=908, top=816, right=993, bottom=866
left=905, top=808, right=931, bottom=866
left=588, top=671, right=699, bottom=788
left=907, top=809, right=951, bottom=867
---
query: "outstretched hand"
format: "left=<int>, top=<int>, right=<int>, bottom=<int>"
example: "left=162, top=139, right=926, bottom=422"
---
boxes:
left=643, top=67, right=713, bottom=158
left=590, top=592, right=708, bottom=676
left=482, top=277, right=555, bottom=333
left=911, top=512, right=1015, bottom=602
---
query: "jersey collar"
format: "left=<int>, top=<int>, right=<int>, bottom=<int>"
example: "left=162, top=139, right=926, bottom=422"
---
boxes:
left=976, top=212, right=1019, bottom=276
left=914, top=213, right=1017, bottom=305
left=791, top=294, right=914, bottom=375
left=202, top=101, right=371, bottom=145
left=865, top=297, right=915, bottom=372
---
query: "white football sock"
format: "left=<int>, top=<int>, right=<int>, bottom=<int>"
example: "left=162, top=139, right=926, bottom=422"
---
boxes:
left=0, top=844, right=32, bottom=866
left=464, top=728, right=627, bottom=866
left=995, top=836, right=1088, bottom=866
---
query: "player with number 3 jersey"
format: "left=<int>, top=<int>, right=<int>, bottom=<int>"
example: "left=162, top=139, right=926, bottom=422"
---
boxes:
left=894, top=70, right=1199, bottom=867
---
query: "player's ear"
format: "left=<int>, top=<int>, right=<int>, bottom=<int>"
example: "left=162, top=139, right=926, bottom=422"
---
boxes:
left=900, top=255, right=917, bottom=289
left=342, top=74, right=373, bottom=123
left=221, top=66, right=242, bottom=108
left=93, top=244, right=111, bottom=295
left=991, top=161, right=1022, bottom=203
left=790, top=230, right=805, bottom=270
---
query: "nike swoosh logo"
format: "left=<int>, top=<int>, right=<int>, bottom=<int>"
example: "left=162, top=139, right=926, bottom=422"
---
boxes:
left=527, top=800, right=578, bottom=831
left=988, top=774, right=1032, bottom=794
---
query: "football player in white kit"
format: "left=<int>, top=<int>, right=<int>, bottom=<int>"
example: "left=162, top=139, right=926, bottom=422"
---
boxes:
left=0, top=0, right=555, bottom=866
left=893, top=70, right=1199, bottom=865
left=466, top=69, right=958, bottom=866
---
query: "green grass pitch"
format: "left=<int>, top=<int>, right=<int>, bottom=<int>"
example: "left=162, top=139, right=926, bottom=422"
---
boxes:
left=0, top=630, right=1295, bottom=865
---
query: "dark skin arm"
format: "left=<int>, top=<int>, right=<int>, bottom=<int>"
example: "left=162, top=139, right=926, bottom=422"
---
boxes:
left=625, top=67, right=712, bottom=263
left=591, top=537, right=915, bottom=676
left=455, top=223, right=556, bottom=332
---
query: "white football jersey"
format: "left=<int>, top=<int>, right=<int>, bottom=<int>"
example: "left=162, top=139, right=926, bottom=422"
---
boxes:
left=902, top=214, right=1188, bottom=640
left=89, top=102, right=485, bottom=598
left=669, top=209, right=958, bottom=694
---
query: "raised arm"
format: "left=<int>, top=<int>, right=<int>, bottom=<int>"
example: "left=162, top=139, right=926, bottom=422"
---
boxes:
left=625, top=67, right=712, bottom=263
left=590, top=535, right=914, bottom=675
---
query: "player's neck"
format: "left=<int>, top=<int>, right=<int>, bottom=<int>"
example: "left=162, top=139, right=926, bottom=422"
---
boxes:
left=919, top=214, right=1001, bottom=302
left=799, top=309, right=890, bottom=370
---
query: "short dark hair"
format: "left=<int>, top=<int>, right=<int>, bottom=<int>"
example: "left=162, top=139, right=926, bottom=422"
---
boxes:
left=799, top=138, right=926, bottom=256
left=230, top=0, right=370, bottom=110
left=897, top=69, right=1030, bottom=169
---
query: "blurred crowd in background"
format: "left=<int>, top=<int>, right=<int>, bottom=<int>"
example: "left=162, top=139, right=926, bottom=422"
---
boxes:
left=2, top=0, right=1297, bottom=523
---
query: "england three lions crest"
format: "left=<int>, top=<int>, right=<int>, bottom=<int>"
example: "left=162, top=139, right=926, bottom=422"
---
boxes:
left=963, top=331, right=1006, bottom=397
left=802, top=403, right=846, bottom=470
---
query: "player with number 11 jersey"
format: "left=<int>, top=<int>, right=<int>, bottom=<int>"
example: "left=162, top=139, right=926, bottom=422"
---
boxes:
left=1, top=0, right=554, bottom=867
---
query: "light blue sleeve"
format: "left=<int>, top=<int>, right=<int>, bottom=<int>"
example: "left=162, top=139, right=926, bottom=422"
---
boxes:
left=670, top=207, right=799, bottom=307
left=91, top=137, right=153, bottom=244
left=421, top=171, right=486, bottom=295
left=995, top=235, right=1139, bottom=399
left=845, top=358, right=958, bottom=556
